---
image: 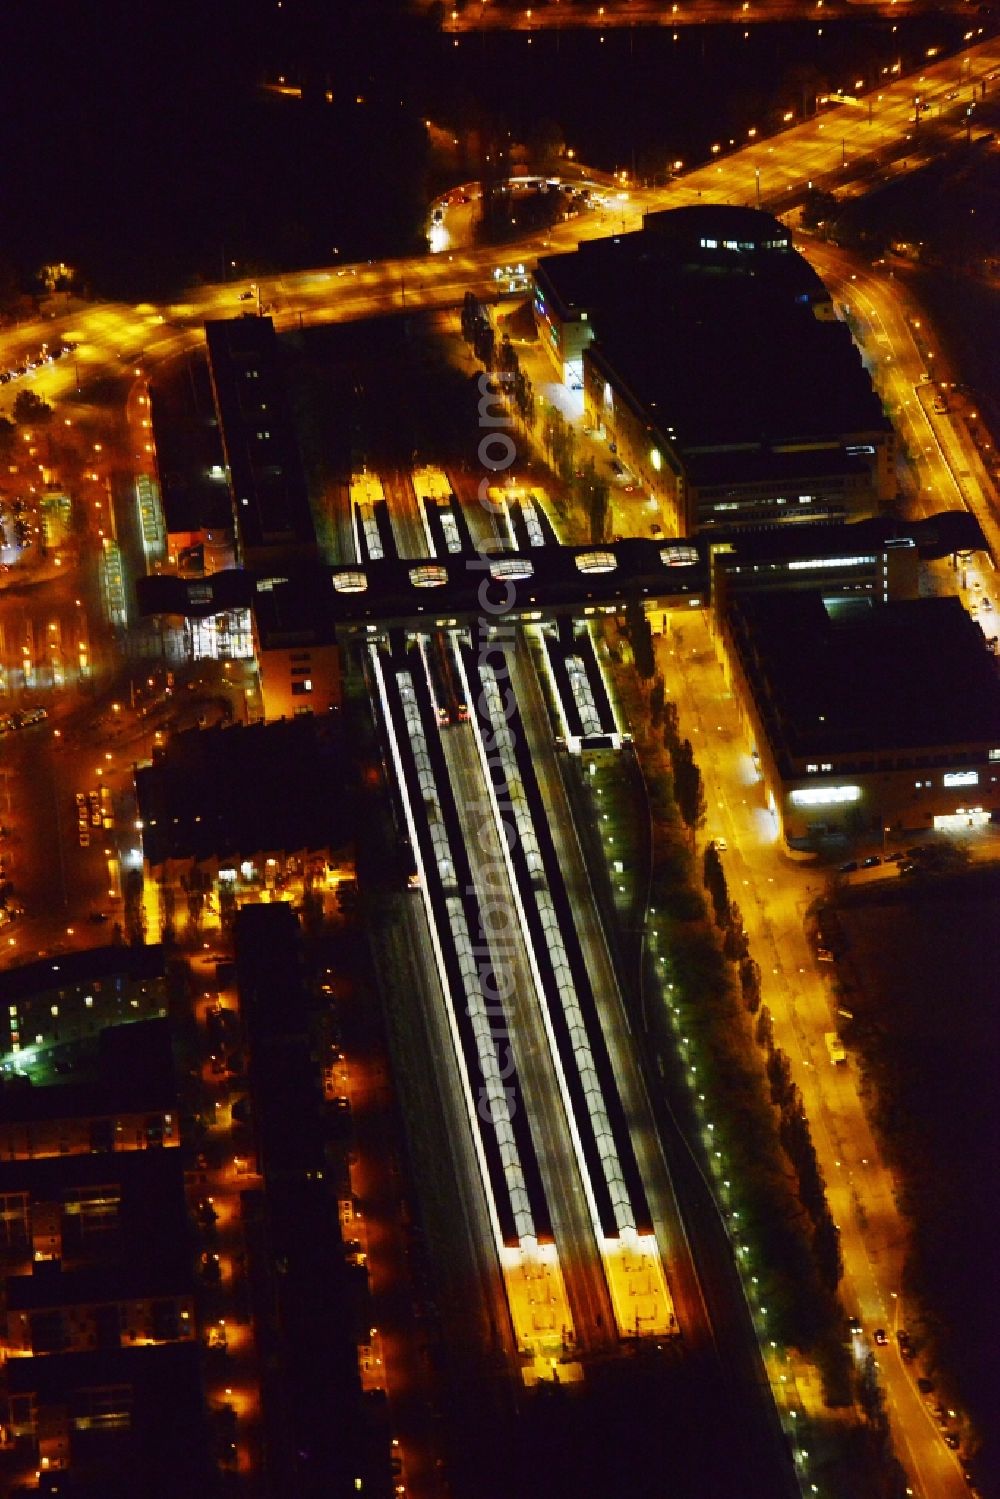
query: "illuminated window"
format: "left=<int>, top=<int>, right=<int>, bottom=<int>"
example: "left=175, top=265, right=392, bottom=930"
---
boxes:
left=650, top=447, right=663, bottom=472
left=787, top=556, right=877, bottom=571
left=790, top=785, right=861, bottom=807
left=575, top=550, right=618, bottom=575
left=489, top=557, right=534, bottom=581
left=409, top=564, right=448, bottom=589
left=332, top=570, right=368, bottom=594
left=943, top=770, right=978, bottom=787
left=660, top=545, right=698, bottom=568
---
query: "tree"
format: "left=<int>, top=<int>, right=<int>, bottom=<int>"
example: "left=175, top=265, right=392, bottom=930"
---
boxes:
left=626, top=599, right=655, bottom=680
left=755, top=1004, right=774, bottom=1052
left=588, top=480, right=610, bottom=544
left=662, top=699, right=679, bottom=751
left=0, top=415, right=15, bottom=457
left=703, top=841, right=729, bottom=924
left=513, top=369, right=533, bottom=424
left=723, top=907, right=749, bottom=962
left=671, top=738, right=706, bottom=835
left=739, top=955, right=761, bottom=1014
left=497, top=333, right=517, bottom=377
left=12, top=389, right=53, bottom=426
left=813, top=1211, right=843, bottom=1293
left=525, top=117, right=565, bottom=172
left=766, top=1047, right=796, bottom=1111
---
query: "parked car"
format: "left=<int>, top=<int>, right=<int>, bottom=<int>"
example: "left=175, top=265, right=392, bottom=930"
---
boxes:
left=874, top=1328, right=889, bottom=1346
left=861, top=855, right=881, bottom=868
left=838, top=860, right=858, bottom=874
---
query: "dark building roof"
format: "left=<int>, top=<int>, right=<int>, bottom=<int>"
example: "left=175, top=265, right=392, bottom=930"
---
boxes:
left=135, top=714, right=349, bottom=867
left=536, top=206, right=820, bottom=316
left=235, top=904, right=365, bottom=1496
left=642, top=203, right=793, bottom=249
left=236, top=904, right=320, bottom=1181
left=204, top=316, right=317, bottom=563
left=252, top=570, right=339, bottom=648
left=148, top=357, right=230, bottom=536
left=683, top=447, right=871, bottom=487
left=729, top=592, right=1000, bottom=765
left=535, top=205, right=890, bottom=450
left=0, top=1018, right=176, bottom=1125
left=588, top=284, right=886, bottom=449
left=0, top=945, right=164, bottom=1006
left=4, top=1149, right=192, bottom=1309
left=6, top=1342, right=214, bottom=1499
left=711, top=511, right=986, bottom=565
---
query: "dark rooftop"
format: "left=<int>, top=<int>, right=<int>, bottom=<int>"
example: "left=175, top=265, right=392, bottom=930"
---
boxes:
left=6, top=1342, right=214, bottom=1499
left=148, top=356, right=230, bottom=537
left=0, top=945, right=163, bottom=1006
left=683, top=447, right=871, bottom=487
left=5, top=1148, right=192, bottom=1309
left=535, top=205, right=889, bottom=449
left=204, top=316, right=318, bottom=563
left=135, top=714, right=349, bottom=867
left=0, top=1018, right=177, bottom=1125
left=730, top=592, right=1000, bottom=763
left=235, top=903, right=365, bottom=1495
left=252, top=569, right=339, bottom=648
left=712, top=511, right=987, bottom=565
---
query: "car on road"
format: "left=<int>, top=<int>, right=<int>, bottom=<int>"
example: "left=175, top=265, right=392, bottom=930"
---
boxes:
left=873, top=1328, right=888, bottom=1346
left=713, top=836, right=727, bottom=852
left=861, top=855, right=881, bottom=868
left=899, top=860, right=917, bottom=875
left=848, top=1316, right=862, bottom=1336
left=838, top=860, right=858, bottom=874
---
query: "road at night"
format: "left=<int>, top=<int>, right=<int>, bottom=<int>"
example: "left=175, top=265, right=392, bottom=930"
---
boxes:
left=659, top=612, right=974, bottom=1499
left=0, top=34, right=997, bottom=424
